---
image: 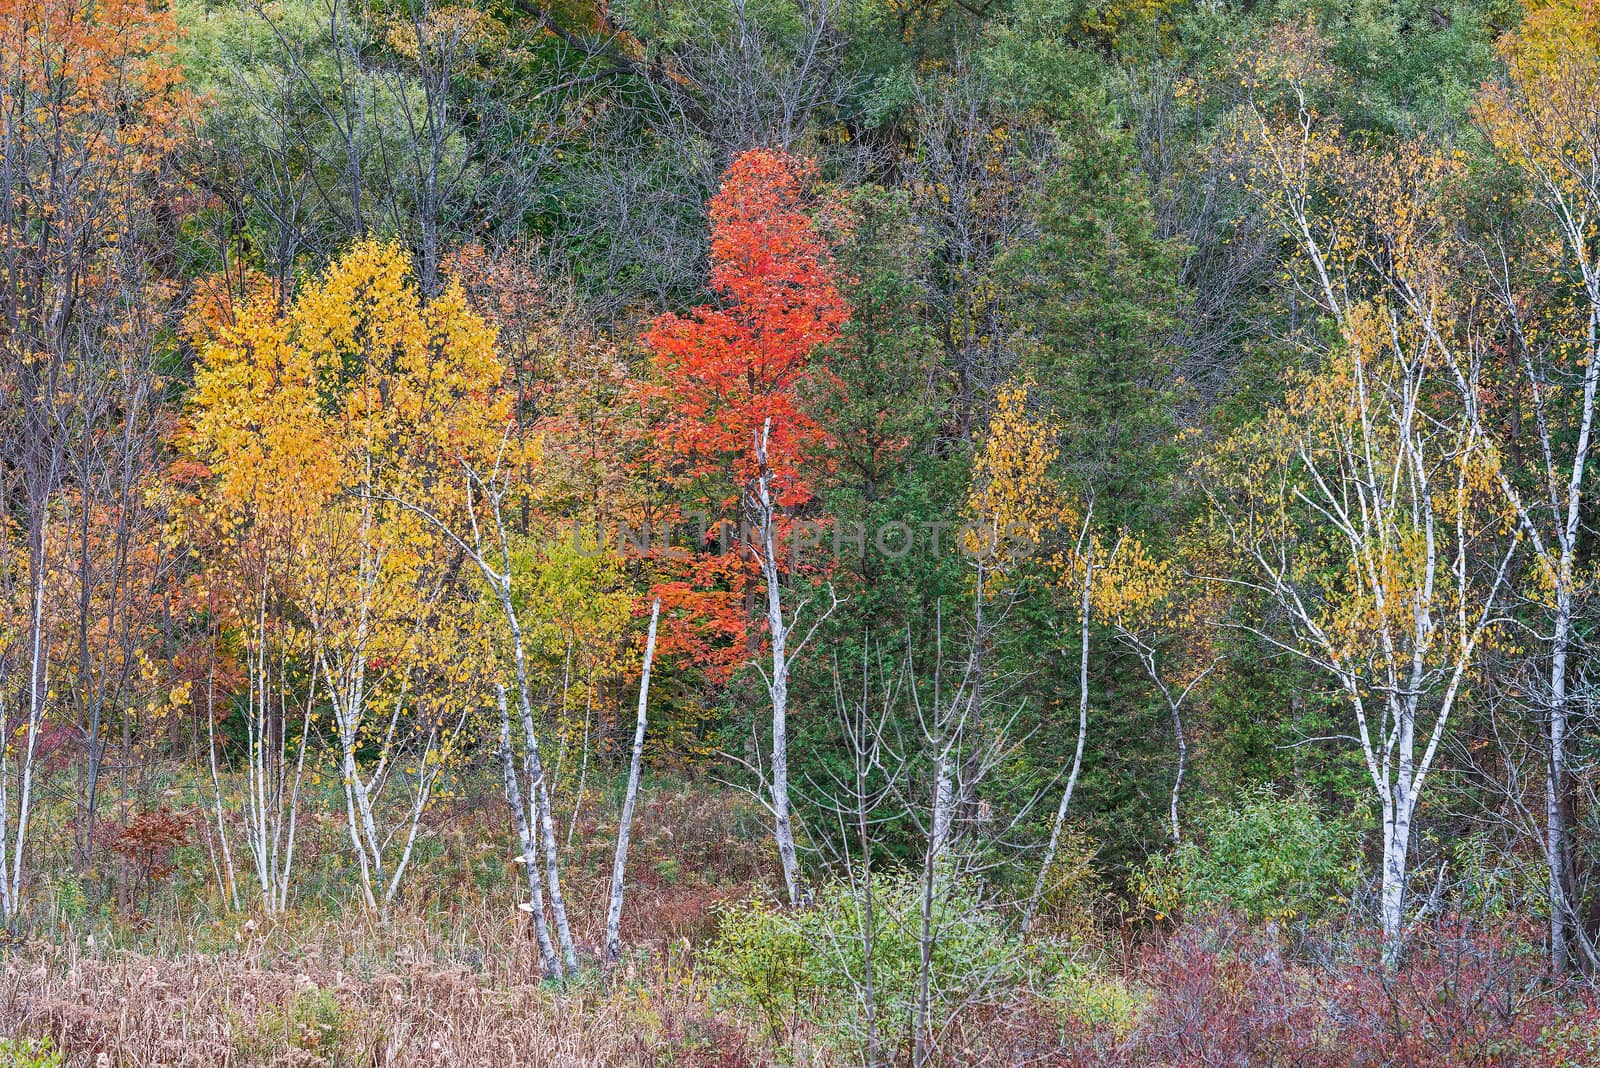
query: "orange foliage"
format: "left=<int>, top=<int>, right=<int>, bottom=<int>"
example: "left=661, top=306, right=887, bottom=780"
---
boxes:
left=634, top=149, right=849, bottom=677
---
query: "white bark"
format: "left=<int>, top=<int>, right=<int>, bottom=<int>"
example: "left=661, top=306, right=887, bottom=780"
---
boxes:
left=1451, top=257, right=1600, bottom=973
left=749, top=420, right=838, bottom=906
left=498, top=682, right=561, bottom=977
left=0, top=537, right=48, bottom=924
left=1219, top=367, right=1516, bottom=958
left=751, top=421, right=799, bottom=903
left=1114, top=625, right=1215, bottom=846
left=605, top=598, right=659, bottom=965
left=205, top=666, right=240, bottom=912
left=1023, top=530, right=1092, bottom=936
left=313, top=532, right=462, bottom=915
left=240, top=606, right=313, bottom=914
left=378, top=431, right=579, bottom=972
left=913, top=604, right=982, bottom=1068
left=1242, top=108, right=1519, bottom=959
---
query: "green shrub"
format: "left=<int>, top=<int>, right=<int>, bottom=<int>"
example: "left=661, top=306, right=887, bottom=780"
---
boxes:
left=702, top=899, right=811, bottom=1037
left=705, top=872, right=1027, bottom=1058
left=46, top=876, right=88, bottom=927
left=1450, top=832, right=1545, bottom=920
left=1135, top=786, right=1356, bottom=923
left=0, top=1037, right=64, bottom=1068
left=1046, top=963, right=1149, bottom=1041
left=237, top=986, right=357, bottom=1065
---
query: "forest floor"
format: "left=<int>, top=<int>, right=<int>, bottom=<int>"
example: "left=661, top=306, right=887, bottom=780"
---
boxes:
left=0, top=778, right=780, bottom=1066
left=0, top=775, right=1598, bottom=1066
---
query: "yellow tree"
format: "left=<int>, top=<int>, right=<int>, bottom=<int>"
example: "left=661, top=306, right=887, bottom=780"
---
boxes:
left=348, top=243, right=610, bottom=978
left=971, top=383, right=1214, bottom=922
left=178, top=269, right=340, bottom=914
left=294, top=243, right=490, bottom=915
left=182, top=242, right=502, bottom=916
left=962, top=383, right=1098, bottom=935
left=511, top=534, right=633, bottom=838
left=1224, top=47, right=1520, bottom=955
left=1473, top=0, right=1600, bottom=972
left=1203, top=322, right=1516, bottom=959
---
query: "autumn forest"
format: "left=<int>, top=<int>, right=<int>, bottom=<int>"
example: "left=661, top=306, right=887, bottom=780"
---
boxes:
left=2, top=0, right=1600, bottom=1062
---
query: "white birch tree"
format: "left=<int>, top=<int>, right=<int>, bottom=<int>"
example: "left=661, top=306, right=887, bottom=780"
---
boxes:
left=604, top=597, right=660, bottom=965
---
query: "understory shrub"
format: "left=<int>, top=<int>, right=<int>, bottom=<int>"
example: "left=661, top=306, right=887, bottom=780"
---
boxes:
left=1136, top=785, right=1356, bottom=923
left=1045, top=962, right=1150, bottom=1044
left=236, top=985, right=357, bottom=1065
left=1055, top=913, right=1598, bottom=1067
left=0, top=1037, right=62, bottom=1068
left=705, top=871, right=1028, bottom=1059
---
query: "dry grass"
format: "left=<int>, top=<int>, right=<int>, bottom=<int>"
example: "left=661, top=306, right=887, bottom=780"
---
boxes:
left=0, top=776, right=776, bottom=1067
left=0, top=864, right=773, bottom=1068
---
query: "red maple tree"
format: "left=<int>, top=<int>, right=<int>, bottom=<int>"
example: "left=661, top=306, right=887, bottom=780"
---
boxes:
left=636, top=148, right=849, bottom=674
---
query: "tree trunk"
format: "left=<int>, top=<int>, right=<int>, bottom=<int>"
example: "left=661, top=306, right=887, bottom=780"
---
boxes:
left=605, top=599, right=659, bottom=966
left=1023, top=541, right=1092, bottom=936
left=1548, top=596, right=1572, bottom=974
left=499, top=580, right=579, bottom=972
left=498, top=683, right=561, bottom=978
left=754, top=422, right=801, bottom=904
left=1169, top=696, right=1187, bottom=845
left=1381, top=794, right=1414, bottom=964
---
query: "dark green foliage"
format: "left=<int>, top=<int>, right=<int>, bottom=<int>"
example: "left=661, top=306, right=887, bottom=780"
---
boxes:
left=999, top=103, right=1185, bottom=531
left=1136, top=786, right=1357, bottom=922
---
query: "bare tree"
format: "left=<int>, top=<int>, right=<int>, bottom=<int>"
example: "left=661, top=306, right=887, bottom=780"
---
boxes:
left=803, top=638, right=910, bottom=1068
left=208, top=0, right=569, bottom=296
left=1124, top=60, right=1277, bottom=417
left=798, top=611, right=1041, bottom=1068
left=907, top=65, right=1045, bottom=439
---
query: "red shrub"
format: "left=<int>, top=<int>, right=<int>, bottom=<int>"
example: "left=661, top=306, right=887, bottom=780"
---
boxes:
left=1058, top=914, right=1599, bottom=1068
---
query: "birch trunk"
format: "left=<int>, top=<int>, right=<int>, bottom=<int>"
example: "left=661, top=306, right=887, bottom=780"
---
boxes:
left=1380, top=793, right=1415, bottom=958
left=1168, top=698, right=1187, bottom=845
left=914, top=608, right=975, bottom=1067
left=498, top=683, right=561, bottom=978
left=915, top=744, right=952, bottom=1068
left=494, top=542, right=577, bottom=971
left=1024, top=537, right=1092, bottom=936
left=1548, top=595, right=1572, bottom=971
left=377, top=462, right=579, bottom=972
left=205, top=666, right=240, bottom=912
left=2, top=540, right=48, bottom=923
left=239, top=593, right=312, bottom=914
left=605, top=598, right=659, bottom=965
left=753, top=422, right=801, bottom=904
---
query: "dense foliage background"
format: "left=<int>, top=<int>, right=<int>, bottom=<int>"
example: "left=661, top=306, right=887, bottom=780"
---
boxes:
left=3, top=0, right=1600, bottom=1062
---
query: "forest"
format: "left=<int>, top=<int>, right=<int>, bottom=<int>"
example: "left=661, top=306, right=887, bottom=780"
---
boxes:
left=2, top=0, right=1600, bottom=1062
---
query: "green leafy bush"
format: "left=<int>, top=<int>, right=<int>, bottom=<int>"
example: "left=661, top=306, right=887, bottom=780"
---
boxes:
left=0, top=1037, right=63, bottom=1068
left=1135, top=787, right=1356, bottom=923
left=237, top=986, right=357, bottom=1065
left=702, top=899, right=812, bottom=1037
left=1046, top=963, right=1150, bottom=1041
left=1449, top=832, right=1545, bottom=920
left=705, top=872, right=1027, bottom=1057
